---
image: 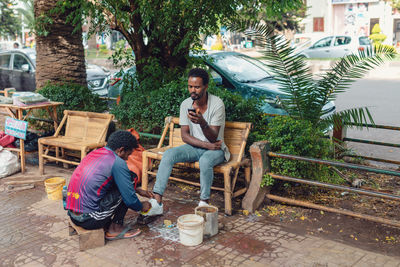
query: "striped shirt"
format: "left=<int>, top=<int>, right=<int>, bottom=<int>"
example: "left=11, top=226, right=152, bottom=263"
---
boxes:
left=66, top=147, right=143, bottom=213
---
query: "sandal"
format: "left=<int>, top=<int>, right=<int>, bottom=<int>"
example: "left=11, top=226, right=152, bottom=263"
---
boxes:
left=105, top=226, right=141, bottom=241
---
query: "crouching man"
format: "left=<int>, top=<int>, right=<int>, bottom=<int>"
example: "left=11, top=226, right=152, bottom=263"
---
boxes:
left=66, top=130, right=153, bottom=240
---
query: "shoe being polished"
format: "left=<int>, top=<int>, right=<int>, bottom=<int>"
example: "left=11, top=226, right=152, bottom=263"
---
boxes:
left=141, top=198, right=163, bottom=216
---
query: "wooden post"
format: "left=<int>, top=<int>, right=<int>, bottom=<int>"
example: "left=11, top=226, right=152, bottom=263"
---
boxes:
left=242, top=140, right=271, bottom=213
left=332, top=119, right=346, bottom=143
left=17, top=109, right=25, bottom=173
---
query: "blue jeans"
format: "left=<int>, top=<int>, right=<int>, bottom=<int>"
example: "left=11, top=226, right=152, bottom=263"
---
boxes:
left=153, top=144, right=225, bottom=200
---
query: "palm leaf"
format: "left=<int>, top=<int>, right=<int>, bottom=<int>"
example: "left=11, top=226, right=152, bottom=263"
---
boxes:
left=231, top=21, right=316, bottom=120
left=321, top=107, right=374, bottom=131
left=315, top=45, right=396, bottom=116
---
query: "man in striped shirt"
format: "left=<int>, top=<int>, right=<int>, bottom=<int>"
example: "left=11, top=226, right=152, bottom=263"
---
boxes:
left=66, top=130, right=152, bottom=240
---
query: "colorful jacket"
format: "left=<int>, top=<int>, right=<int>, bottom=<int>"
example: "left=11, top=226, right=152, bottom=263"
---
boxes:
left=66, top=147, right=143, bottom=213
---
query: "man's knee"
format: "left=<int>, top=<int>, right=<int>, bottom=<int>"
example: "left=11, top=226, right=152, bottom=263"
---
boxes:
left=199, top=157, right=214, bottom=169
left=161, top=148, right=178, bottom=164
left=199, top=152, right=224, bottom=169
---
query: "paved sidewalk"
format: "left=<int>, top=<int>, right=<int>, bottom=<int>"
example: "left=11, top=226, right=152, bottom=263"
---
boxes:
left=1, top=165, right=400, bottom=267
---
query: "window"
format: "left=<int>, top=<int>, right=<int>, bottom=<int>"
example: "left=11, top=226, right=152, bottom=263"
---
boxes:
left=313, top=37, right=332, bottom=48
left=212, top=55, right=272, bottom=83
left=313, top=17, right=324, bottom=32
left=334, top=36, right=351, bottom=46
left=0, top=54, right=11, bottom=69
left=13, top=54, right=30, bottom=71
left=359, top=37, right=371, bottom=46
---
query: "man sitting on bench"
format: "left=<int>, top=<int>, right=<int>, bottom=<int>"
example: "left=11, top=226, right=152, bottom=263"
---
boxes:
left=143, top=68, right=230, bottom=218
left=66, top=130, right=153, bottom=240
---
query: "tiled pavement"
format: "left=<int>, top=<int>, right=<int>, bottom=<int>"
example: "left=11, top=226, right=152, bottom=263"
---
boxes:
left=1, top=165, right=400, bottom=267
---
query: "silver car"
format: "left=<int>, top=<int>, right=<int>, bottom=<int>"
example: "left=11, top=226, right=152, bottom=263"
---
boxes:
left=299, top=35, right=372, bottom=58
left=0, top=49, right=110, bottom=96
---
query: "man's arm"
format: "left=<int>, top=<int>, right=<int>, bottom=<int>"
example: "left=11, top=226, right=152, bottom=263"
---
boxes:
left=181, top=125, right=222, bottom=150
left=111, top=159, right=150, bottom=212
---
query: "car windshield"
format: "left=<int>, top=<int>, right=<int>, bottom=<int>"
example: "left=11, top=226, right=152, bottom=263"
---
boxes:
left=211, top=54, right=272, bottom=83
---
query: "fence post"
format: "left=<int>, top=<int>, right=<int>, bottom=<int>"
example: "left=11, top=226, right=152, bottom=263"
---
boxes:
left=242, top=140, right=271, bottom=213
left=332, top=119, right=346, bottom=143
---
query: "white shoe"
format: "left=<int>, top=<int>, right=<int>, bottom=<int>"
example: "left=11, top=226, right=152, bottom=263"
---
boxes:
left=198, top=200, right=210, bottom=207
left=141, top=198, right=163, bottom=216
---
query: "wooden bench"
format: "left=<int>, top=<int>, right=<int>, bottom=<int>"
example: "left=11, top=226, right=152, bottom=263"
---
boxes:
left=142, top=116, right=252, bottom=215
left=38, top=110, right=114, bottom=174
left=68, top=218, right=105, bottom=251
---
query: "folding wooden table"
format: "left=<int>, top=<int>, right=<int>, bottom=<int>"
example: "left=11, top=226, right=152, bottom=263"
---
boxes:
left=0, top=102, right=63, bottom=173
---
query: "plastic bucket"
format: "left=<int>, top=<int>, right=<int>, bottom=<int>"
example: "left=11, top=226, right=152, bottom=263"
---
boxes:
left=195, top=205, right=219, bottom=238
left=44, top=177, right=66, bottom=200
left=177, top=214, right=204, bottom=246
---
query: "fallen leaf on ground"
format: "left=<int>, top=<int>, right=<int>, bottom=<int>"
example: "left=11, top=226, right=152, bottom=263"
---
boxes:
left=243, top=210, right=249, bottom=216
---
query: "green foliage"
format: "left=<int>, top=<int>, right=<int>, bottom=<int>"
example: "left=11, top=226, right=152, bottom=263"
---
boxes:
left=111, top=40, right=135, bottom=69
left=231, top=21, right=396, bottom=130
left=392, top=0, right=400, bottom=10
left=16, top=0, right=34, bottom=29
left=0, top=0, right=21, bottom=36
left=259, top=116, right=344, bottom=186
left=240, top=0, right=306, bottom=31
left=374, top=43, right=397, bottom=54
left=370, top=24, right=387, bottom=44
left=37, top=82, right=107, bottom=120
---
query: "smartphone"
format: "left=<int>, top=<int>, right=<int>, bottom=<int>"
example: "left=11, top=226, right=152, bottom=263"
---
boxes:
left=188, top=108, right=196, bottom=113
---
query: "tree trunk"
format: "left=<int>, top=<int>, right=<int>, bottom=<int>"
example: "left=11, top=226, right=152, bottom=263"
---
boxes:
left=34, top=0, right=86, bottom=89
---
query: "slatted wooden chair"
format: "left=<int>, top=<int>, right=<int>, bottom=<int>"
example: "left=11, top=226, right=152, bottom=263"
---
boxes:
left=142, top=116, right=252, bottom=215
left=38, top=110, right=114, bottom=174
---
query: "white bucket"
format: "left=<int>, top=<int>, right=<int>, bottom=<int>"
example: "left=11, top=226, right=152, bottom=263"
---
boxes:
left=195, top=205, right=219, bottom=238
left=177, top=214, right=204, bottom=246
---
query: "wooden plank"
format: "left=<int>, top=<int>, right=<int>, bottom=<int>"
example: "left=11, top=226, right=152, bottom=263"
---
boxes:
left=68, top=218, right=104, bottom=251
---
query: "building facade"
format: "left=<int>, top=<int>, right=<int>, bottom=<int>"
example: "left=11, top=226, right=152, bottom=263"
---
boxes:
left=302, top=0, right=400, bottom=47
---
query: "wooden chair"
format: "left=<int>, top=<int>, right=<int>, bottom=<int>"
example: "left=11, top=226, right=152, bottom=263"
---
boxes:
left=38, top=110, right=114, bottom=174
left=142, top=116, right=252, bottom=215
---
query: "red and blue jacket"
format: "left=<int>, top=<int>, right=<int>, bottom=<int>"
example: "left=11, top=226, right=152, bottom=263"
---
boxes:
left=66, top=147, right=143, bottom=213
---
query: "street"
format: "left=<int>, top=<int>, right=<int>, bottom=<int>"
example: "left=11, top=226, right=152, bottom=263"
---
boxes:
left=335, top=62, right=400, bottom=167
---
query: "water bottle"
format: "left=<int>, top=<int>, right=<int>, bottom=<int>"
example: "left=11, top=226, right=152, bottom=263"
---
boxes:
left=62, top=185, right=68, bottom=210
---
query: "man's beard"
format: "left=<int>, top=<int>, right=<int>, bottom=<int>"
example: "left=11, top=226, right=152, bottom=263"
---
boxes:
left=190, top=91, right=204, bottom=100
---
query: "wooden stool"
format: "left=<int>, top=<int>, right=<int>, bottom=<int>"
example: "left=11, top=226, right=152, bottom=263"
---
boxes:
left=68, top=218, right=105, bottom=251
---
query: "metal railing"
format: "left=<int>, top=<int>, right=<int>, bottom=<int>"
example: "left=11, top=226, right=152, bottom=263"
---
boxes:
left=333, top=121, right=400, bottom=165
left=265, top=147, right=400, bottom=228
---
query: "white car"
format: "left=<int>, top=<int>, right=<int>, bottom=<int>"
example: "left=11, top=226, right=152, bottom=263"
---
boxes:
left=298, top=35, right=372, bottom=58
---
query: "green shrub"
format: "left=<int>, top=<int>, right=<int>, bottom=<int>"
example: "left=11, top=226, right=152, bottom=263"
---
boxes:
left=98, top=44, right=109, bottom=55
left=259, top=116, right=344, bottom=186
left=37, top=82, right=108, bottom=120
left=370, top=24, right=387, bottom=44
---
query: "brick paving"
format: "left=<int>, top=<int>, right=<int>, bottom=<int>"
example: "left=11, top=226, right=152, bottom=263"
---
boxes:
left=1, top=165, right=400, bottom=267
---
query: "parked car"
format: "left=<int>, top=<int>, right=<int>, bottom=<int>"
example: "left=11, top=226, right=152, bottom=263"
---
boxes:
left=298, top=35, right=372, bottom=58
left=109, top=52, right=336, bottom=118
left=0, top=49, right=110, bottom=96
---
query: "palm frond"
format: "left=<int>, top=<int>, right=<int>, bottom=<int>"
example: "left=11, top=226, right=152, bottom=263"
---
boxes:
left=321, top=107, right=375, bottom=131
left=230, top=21, right=315, bottom=120
left=315, top=45, right=396, bottom=111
